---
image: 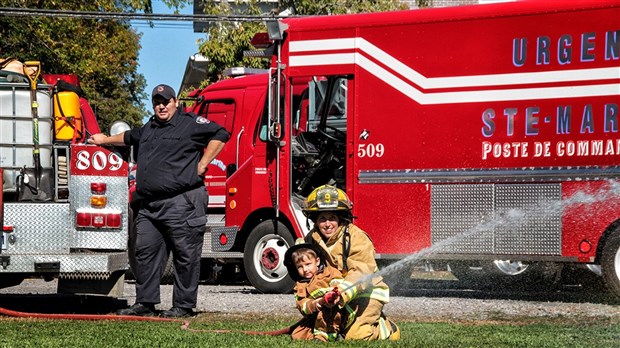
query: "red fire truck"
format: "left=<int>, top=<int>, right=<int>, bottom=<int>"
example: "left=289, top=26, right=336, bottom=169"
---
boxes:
left=0, top=61, right=130, bottom=296
left=187, top=0, right=620, bottom=296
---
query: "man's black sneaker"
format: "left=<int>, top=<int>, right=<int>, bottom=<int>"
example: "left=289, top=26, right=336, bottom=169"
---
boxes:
left=116, top=303, right=156, bottom=317
left=160, top=307, right=193, bottom=318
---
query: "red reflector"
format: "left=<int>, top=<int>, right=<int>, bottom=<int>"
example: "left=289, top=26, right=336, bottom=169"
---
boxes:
left=92, top=213, right=105, bottom=227
left=107, top=213, right=122, bottom=228
left=2, top=225, right=14, bottom=232
left=219, top=233, right=228, bottom=246
left=91, top=182, right=107, bottom=194
left=579, top=240, right=592, bottom=253
left=76, top=212, right=91, bottom=227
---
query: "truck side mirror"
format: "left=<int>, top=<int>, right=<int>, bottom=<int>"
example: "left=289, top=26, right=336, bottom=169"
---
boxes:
left=259, top=125, right=268, bottom=142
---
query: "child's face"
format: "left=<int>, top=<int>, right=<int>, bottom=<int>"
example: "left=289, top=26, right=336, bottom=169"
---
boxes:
left=295, top=254, right=321, bottom=279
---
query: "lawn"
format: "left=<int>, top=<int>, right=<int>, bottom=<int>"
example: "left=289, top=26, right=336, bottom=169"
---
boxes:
left=1, top=313, right=618, bottom=348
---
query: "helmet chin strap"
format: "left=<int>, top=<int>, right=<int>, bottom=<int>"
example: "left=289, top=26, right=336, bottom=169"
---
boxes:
left=342, top=224, right=351, bottom=273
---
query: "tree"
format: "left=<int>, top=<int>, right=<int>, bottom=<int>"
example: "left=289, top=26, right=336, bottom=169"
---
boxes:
left=191, top=1, right=268, bottom=88
left=0, top=0, right=168, bottom=130
left=193, top=0, right=414, bottom=87
left=280, top=0, right=409, bottom=15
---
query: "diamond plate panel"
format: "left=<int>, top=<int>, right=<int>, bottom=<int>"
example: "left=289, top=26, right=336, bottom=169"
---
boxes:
left=494, top=184, right=561, bottom=255
left=4, top=203, right=71, bottom=254
left=0, top=252, right=127, bottom=274
left=211, top=226, right=239, bottom=252
left=431, top=184, right=495, bottom=254
left=202, top=231, right=243, bottom=258
left=70, top=175, right=128, bottom=250
left=431, top=183, right=562, bottom=256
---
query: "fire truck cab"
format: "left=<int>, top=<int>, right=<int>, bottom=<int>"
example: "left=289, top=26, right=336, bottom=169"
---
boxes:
left=190, top=0, right=620, bottom=297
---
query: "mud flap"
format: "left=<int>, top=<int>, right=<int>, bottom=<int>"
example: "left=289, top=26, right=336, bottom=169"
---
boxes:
left=18, top=167, right=54, bottom=201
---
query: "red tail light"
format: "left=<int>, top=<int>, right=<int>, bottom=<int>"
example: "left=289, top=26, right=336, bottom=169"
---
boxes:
left=75, top=210, right=122, bottom=229
left=76, top=212, right=91, bottom=226
left=106, top=213, right=122, bottom=228
left=90, top=182, right=107, bottom=194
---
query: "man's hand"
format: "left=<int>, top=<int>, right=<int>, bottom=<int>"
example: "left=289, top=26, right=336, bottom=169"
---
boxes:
left=87, top=133, right=107, bottom=145
left=197, top=161, right=209, bottom=176
left=197, top=140, right=225, bottom=176
left=87, top=132, right=126, bottom=146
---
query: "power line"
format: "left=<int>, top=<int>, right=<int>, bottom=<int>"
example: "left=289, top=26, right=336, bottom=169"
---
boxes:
left=131, top=21, right=195, bottom=29
left=0, top=7, right=294, bottom=23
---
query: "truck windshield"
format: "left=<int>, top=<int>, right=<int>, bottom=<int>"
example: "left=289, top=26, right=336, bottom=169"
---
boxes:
left=308, top=76, right=347, bottom=134
left=291, top=75, right=348, bottom=196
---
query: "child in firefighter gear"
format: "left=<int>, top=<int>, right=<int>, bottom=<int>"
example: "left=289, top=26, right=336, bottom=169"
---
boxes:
left=302, top=185, right=401, bottom=341
left=284, top=242, right=348, bottom=341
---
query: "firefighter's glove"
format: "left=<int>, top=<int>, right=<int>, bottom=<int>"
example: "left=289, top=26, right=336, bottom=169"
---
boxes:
left=322, top=288, right=341, bottom=308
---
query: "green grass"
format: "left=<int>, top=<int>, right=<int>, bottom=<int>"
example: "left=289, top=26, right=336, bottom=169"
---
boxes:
left=1, top=314, right=618, bottom=348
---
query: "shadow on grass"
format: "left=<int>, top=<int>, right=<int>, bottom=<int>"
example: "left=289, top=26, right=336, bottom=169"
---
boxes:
left=0, top=293, right=128, bottom=314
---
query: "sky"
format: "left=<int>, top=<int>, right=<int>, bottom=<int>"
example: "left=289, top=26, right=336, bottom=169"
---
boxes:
left=132, top=1, right=204, bottom=122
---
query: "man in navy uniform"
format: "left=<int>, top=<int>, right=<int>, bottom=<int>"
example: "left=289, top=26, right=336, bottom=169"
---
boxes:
left=89, top=84, right=229, bottom=318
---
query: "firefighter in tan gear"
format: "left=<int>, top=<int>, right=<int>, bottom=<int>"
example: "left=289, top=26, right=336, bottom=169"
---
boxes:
left=302, top=185, right=400, bottom=341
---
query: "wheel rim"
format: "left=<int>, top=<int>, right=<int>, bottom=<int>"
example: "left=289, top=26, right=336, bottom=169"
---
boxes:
left=614, top=246, right=620, bottom=280
left=251, top=234, right=290, bottom=283
left=586, top=264, right=602, bottom=276
left=493, top=260, right=529, bottom=275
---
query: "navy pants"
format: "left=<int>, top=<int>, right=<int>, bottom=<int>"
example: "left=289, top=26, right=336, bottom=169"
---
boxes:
left=134, top=186, right=207, bottom=308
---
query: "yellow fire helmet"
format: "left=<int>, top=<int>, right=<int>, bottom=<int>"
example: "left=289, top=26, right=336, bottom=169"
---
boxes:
left=302, top=185, right=352, bottom=217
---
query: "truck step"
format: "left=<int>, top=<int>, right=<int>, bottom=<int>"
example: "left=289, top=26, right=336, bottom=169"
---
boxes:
left=206, top=214, right=225, bottom=227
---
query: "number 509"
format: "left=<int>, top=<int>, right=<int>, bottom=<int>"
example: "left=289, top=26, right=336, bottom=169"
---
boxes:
left=357, top=143, right=385, bottom=158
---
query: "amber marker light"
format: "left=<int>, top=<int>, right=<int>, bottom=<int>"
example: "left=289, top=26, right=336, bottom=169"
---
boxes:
left=91, top=195, right=107, bottom=208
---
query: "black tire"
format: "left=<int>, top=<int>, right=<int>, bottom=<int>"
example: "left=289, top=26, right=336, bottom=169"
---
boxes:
left=449, top=261, right=489, bottom=288
left=160, top=253, right=175, bottom=284
left=243, top=220, right=295, bottom=294
left=378, top=260, right=414, bottom=296
left=0, top=275, right=24, bottom=289
left=601, top=230, right=620, bottom=299
left=450, top=260, right=559, bottom=290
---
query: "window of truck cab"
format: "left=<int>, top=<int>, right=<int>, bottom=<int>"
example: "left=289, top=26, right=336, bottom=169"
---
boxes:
left=291, top=76, right=348, bottom=196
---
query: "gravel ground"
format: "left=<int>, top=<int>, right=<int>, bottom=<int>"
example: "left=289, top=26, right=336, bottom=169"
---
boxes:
left=1, top=277, right=619, bottom=322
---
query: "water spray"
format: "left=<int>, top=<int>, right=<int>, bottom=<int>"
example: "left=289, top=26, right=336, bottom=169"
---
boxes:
left=341, top=180, right=620, bottom=293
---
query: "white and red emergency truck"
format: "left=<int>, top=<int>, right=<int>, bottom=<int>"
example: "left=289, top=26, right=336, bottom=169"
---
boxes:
left=0, top=61, right=130, bottom=296
left=187, top=0, right=620, bottom=296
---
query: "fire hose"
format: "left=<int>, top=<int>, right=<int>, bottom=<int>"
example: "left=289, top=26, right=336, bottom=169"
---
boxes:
left=0, top=306, right=297, bottom=336
left=0, top=288, right=342, bottom=335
